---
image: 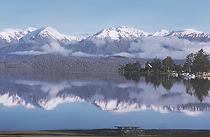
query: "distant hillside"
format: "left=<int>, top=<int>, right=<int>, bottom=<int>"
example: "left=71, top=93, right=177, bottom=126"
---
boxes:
left=0, top=55, right=147, bottom=78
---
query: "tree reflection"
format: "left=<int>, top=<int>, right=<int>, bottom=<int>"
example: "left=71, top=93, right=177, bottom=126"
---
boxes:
left=123, top=73, right=180, bottom=91
left=123, top=72, right=141, bottom=82
left=184, top=79, right=210, bottom=102
left=161, top=75, right=177, bottom=91
left=122, top=73, right=210, bottom=102
left=144, top=73, right=161, bottom=89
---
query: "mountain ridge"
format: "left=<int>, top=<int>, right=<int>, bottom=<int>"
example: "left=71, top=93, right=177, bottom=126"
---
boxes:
left=0, top=26, right=210, bottom=59
left=1, top=26, right=210, bottom=44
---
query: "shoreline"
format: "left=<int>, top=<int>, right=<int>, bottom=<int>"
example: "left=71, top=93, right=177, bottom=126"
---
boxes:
left=1, top=129, right=210, bottom=137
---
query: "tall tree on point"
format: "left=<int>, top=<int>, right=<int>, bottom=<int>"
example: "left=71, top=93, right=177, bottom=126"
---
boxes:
left=162, top=56, right=175, bottom=72
left=184, top=53, right=194, bottom=73
left=150, top=57, right=162, bottom=72
left=192, top=49, right=210, bottom=73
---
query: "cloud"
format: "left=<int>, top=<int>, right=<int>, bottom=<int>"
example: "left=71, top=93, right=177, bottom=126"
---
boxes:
left=41, top=42, right=71, bottom=56
left=10, top=50, right=46, bottom=55
left=71, top=51, right=104, bottom=57
left=10, top=42, right=72, bottom=56
left=129, top=37, right=210, bottom=59
left=9, top=37, right=210, bottom=59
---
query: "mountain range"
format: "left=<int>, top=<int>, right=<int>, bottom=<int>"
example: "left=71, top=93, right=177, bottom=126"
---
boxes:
left=0, top=26, right=210, bottom=59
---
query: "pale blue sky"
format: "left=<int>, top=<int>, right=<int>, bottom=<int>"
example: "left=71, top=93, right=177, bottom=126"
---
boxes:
left=0, top=0, right=210, bottom=35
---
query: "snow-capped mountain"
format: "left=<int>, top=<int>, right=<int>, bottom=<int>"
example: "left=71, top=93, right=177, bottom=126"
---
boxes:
left=69, top=27, right=210, bottom=58
left=0, top=26, right=210, bottom=59
left=69, top=26, right=151, bottom=55
left=87, top=27, right=210, bottom=42
left=89, top=26, right=150, bottom=41
left=0, top=27, right=36, bottom=46
left=20, top=26, right=84, bottom=45
left=166, top=29, right=210, bottom=42
left=0, top=26, right=84, bottom=48
left=152, top=29, right=170, bottom=37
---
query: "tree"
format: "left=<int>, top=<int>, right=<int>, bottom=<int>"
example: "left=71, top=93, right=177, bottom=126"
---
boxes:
left=121, top=61, right=141, bottom=82
left=162, top=56, right=174, bottom=72
left=121, top=61, right=141, bottom=73
left=192, top=49, right=210, bottom=73
left=150, top=57, right=162, bottom=72
left=174, top=64, right=183, bottom=73
left=184, top=53, right=194, bottom=73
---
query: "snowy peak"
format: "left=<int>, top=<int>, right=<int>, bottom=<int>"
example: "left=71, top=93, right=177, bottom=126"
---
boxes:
left=167, top=29, right=210, bottom=42
left=0, top=27, right=36, bottom=45
left=1, top=26, right=210, bottom=58
left=21, top=26, right=65, bottom=43
left=181, top=29, right=204, bottom=35
left=91, top=26, right=150, bottom=40
left=168, top=29, right=204, bottom=36
left=36, top=26, right=64, bottom=40
left=24, top=27, right=37, bottom=32
left=152, top=29, right=170, bottom=37
left=0, top=29, right=23, bottom=43
left=1, top=26, right=210, bottom=46
left=89, top=26, right=210, bottom=42
left=37, top=26, right=80, bottom=41
left=20, top=26, right=83, bottom=45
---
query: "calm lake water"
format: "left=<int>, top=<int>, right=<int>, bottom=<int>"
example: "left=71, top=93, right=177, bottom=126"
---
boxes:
left=0, top=73, right=210, bottom=131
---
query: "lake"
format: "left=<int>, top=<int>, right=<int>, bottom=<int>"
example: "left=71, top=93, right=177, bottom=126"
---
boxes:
left=0, top=73, right=210, bottom=131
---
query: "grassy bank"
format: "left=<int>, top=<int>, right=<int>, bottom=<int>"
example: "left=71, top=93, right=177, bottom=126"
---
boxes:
left=1, top=129, right=210, bottom=137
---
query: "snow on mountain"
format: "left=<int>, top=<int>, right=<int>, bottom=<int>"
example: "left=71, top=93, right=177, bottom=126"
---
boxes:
left=169, top=29, right=204, bottom=36
left=90, top=26, right=150, bottom=41
left=89, top=27, right=210, bottom=42
left=152, top=29, right=170, bottom=37
left=0, top=26, right=210, bottom=59
left=70, top=26, right=151, bottom=55
left=20, top=26, right=83, bottom=45
left=167, top=29, right=210, bottom=42
left=0, top=27, right=36, bottom=46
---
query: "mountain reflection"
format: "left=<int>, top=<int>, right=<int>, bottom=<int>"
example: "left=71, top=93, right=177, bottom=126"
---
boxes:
left=0, top=75, right=210, bottom=116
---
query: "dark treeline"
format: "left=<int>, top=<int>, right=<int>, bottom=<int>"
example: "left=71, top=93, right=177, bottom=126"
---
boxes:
left=119, top=49, right=210, bottom=75
left=184, top=49, right=210, bottom=73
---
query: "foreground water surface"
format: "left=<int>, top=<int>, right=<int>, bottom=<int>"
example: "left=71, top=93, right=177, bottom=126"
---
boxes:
left=0, top=73, right=210, bottom=131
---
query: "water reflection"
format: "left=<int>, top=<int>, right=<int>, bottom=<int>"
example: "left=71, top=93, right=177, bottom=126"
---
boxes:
left=0, top=74, right=210, bottom=116
left=123, top=73, right=210, bottom=103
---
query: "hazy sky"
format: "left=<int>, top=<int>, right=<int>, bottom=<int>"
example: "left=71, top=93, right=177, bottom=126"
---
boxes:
left=0, top=0, right=210, bottom=35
